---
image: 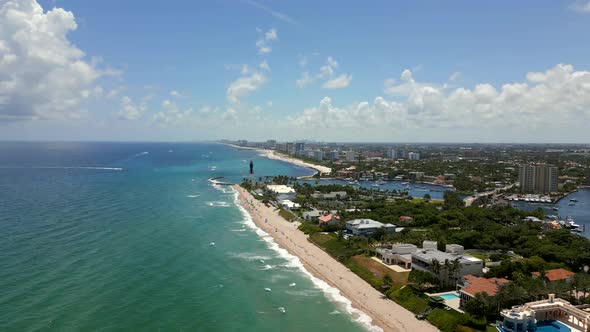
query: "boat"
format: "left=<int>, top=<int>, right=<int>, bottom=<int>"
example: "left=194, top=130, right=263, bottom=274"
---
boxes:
left=551, top=207, right=559, bottom=211
left=378, top=180, right=386, bottom=185
left=401, top=182, right=409, bottom=185
left=570, top=198, right=579, bottom=202
left=569, top=202, right=576, bottom=206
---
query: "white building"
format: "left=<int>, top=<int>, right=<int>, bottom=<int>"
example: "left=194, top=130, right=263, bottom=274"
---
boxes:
left=408, top=152, right=421, bottom=160
left=499, top=294, right=590, bottom=332
left=387, top=148, right=398, bottom=159
left=280, top=200, right=300, bottom=210
left=267, top=185, right=295, bottom=195
left=345, top=150, right=357, bottom=162
left=345, top=219, right=396, bottom=236
left=376, top=243, right=418, bottom=269
left=411, top=242, right=483, bottom=282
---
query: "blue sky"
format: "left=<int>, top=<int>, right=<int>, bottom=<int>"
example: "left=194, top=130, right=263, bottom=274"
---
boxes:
left=1, top=0, right=590, bottom=142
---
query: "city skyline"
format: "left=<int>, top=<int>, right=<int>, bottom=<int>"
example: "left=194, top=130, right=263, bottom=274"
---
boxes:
left=1, top=0, right=590, bottom=142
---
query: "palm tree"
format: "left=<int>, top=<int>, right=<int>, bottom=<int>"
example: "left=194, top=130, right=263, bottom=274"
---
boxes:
left=430, top=258, right=442, bottom=287
left=449, top=258, right=461, bottom=288
left=443, top=259, right=452, bottom=288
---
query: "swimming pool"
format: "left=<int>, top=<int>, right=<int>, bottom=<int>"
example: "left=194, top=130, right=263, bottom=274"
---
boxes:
left=498, top=320, right=571, bottom=332
left=536, top=320, right=571, bottom=332
left=437, top=293, right=459, bottom=300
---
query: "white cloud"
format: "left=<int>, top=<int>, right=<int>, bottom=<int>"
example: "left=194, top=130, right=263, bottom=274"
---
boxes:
left=296, top=72, right=313, bottom=88
left=170, top=90, right=182, bottom=98
left=0, top=0, right=111, bottom=121
left=119, top=96, right=146, bottom=120
left=106, top=86, right=127, bottom=99
left=322, top=74, right=352, bottom=89
left=256, top=28, right=278, bottom=54
left=570, top=0, right=590, bottom=13
left=241, top=0, right=297, bottom=25
left=259, top=60, right=271, bottom=71
left=291, top=64, right=590, bottom=133
left=319, top=56, right=338, bottom=79
left=296, top=56, right=351, bottom=89
left=227, top=70, right=267, bottom=103
left=153, top=100, right=192, bottom=124
left=449, top=71, right=461, bottom=82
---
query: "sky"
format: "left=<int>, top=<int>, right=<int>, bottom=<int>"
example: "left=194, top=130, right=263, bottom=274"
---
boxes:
left=1, top=0, right=590, bottom=143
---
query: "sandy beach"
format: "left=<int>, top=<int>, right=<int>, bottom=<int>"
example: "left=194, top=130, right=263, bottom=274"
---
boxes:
left=233, top=185, right=438, bottom=332
left=225, top=143, right=332, bottom=175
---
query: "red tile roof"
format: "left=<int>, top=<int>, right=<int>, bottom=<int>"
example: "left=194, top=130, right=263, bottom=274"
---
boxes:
left=460, top=275, right=509, bottom=297
left=399, top=216, right=413, bottom=222
left=318, top=214, right=340, bottom=223
left=532, top=268, right=575, bottom=282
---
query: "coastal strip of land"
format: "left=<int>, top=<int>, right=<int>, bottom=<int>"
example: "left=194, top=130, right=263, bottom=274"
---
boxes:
left=233, top=185, right=438, bottom=332
left=225, top=143, right=332, bottom=175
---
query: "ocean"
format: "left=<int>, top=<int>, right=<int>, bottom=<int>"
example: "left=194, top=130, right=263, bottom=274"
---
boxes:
left=0, top=142, right=367, bottom=331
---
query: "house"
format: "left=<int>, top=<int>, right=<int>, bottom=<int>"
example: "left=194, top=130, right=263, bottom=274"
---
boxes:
left=267, top=185, right=296, bottom=195
left=302, top=209, right=321, bottom=221
left=318, top=214, right=340, bottom=226
left=458, top=275, right=509, bottom=307
left=399, top=216, right=414, bottom=223
left=411, top=242, right=484, bottom=283
left=531, top=268, right=575, bottom=283
left=499, top=294, right=590, bottom=332
left=280, top=200, right=300, bottom=210
left=376, top=243, right=418, bottom=269
left=345, top=219, right=396, bottom=236
left=311, top=191, right=348, bottom=200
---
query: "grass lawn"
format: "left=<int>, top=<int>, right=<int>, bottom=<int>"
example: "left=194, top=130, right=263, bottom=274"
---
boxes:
left=427, top=308, right=468, bottom=332
left=387, top=286, right=431, bottom=314
left=349, top=256, right=409, bottom=286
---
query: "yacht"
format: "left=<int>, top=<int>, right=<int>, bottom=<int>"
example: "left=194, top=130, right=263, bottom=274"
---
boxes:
left=570, top=198, right=579, bottom=202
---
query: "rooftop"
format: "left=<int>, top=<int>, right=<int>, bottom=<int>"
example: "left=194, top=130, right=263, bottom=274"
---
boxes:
left=532, top=268, right=575, bottom=282
left=460, top=275, right=509, bottom=297
left=412, top=249, right=482, bottom=264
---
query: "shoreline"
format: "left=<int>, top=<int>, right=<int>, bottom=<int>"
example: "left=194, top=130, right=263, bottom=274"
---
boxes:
left=224, top=143, right=332, bottom=176
left=232, top=184, right=438, bottom=332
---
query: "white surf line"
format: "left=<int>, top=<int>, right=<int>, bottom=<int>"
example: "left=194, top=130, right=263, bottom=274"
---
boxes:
left=231, top=188, right=382, bottom=332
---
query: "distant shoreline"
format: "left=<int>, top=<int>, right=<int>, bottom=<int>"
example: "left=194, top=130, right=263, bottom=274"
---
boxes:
left=224, top=143, right=332, bottom=176
left=232, top=185, right=438, bottom=332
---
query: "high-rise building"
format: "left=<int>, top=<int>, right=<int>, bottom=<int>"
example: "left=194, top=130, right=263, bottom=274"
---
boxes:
left=328, top=151, right=339, bottom=161
left=286, top=143, right=295, bottom=155
left=295, top=142, right=305, bottom=155
left=313, top=150, right=324, bottom=161
left=398, top=149, right=407, bottom=159
left=345, top=150, right=356, bottom=162
left=519, top=164, right=558, bottom=194
left=408, top=152, right=421, bottom=160
left=387, top=148, right=397, bottom=159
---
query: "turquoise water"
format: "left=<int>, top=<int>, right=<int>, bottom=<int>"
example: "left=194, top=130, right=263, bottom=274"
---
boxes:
left=0, top=142, right=369, bottom=331
left=437, top=293, right=459, bottom=300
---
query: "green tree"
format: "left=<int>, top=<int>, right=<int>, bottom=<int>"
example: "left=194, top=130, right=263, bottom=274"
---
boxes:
left=443, top=191, right=465, bottom=210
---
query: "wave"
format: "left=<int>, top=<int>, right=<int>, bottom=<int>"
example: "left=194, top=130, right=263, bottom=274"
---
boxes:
left=228, top=252, right=274, bottom=261
left=206, top=201, right=230, bottom=207
left=232, top=189, right=382, bottom=332
left=186, top=195, right=200, bottom=198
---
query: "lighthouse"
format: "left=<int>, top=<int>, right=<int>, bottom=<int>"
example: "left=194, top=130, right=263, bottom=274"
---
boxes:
left=249, top=160, right=254, bottom=175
